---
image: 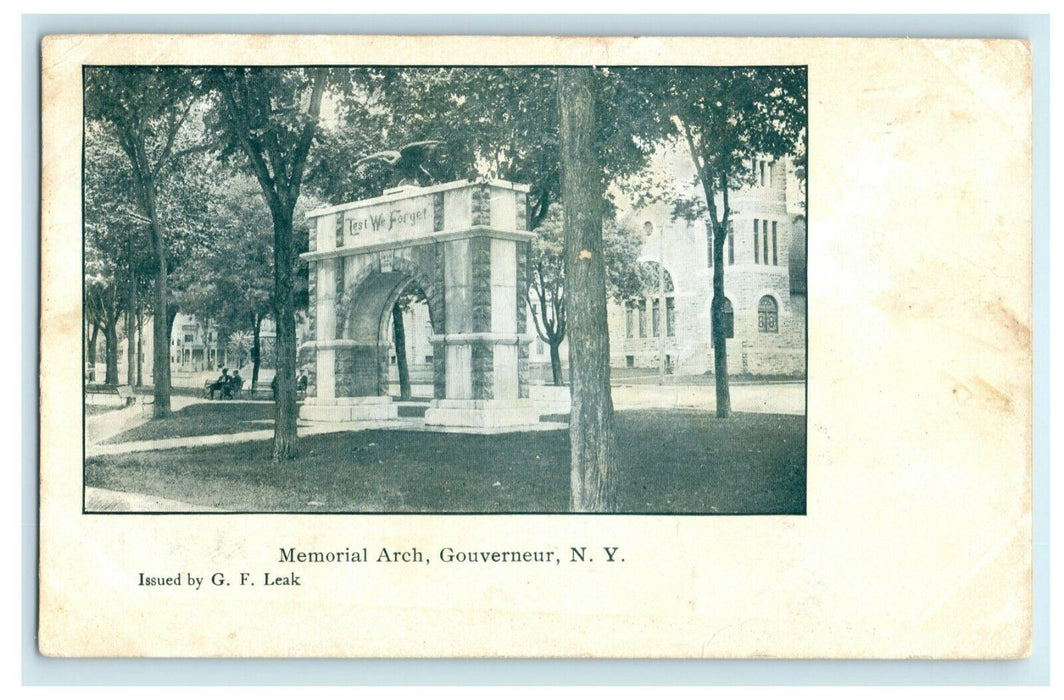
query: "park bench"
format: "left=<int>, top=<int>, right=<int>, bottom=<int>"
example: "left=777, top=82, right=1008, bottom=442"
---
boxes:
left=203, top=378, right=244, bottom=400
left=85, top=384, right=136, bottom=407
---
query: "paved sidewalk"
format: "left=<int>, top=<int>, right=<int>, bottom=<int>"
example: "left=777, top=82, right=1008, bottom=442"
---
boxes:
left=85, top=487, right=221, bottom=512
left=85, top=395, right=203, bottom=445
left=86, top=417, right=568, bottom=457
left=85, top=380, right=801, bottom=457
left=612, top=381, right=805, bottom=415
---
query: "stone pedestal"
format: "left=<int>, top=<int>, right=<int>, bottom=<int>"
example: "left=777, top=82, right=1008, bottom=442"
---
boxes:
left=424, top=399, right=542, bottom=429
left=300, top=396, right=398, bottom=422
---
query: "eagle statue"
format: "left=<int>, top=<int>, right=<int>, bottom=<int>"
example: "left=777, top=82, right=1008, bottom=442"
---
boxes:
left=354, top=140, right=444, bottom=187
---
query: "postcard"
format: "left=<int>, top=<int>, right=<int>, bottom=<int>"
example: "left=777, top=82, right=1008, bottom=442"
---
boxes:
left=39, top=34, right=1031, bottom=657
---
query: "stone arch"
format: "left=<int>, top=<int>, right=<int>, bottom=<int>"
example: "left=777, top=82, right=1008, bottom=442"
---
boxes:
left=382, top=255, right=444, bottom=338
left=333, top=252, right=444, bottom=397
left=336, top=255, right=442, bottom=339
left=301, top=179, right=541, bottom=428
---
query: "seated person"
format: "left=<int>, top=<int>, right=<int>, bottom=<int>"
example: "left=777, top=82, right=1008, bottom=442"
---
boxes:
left=224, top=371, right=243, bottom=399
left=297, top=371, right=308, bottom=393
left=208, top=369, right=230, bottom=400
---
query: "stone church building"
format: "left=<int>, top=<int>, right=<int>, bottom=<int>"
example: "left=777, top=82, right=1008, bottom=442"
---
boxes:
left=606, top=155, right=807, bottom=378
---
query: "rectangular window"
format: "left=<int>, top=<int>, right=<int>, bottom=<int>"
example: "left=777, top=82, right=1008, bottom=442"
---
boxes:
left=754, top=227, right=759, bottom=264
left=707, top=230, right=713, bottom=267
left=759, top=160, right=766, bottom=186
left=728, top=230, right=735, bottom=265
left=184, top=334, right=193, bottom=343
left=666, top=298, right=675, bottom=337
left=638, top=300, right=646, bottom=338
left=625, top=355, right=634, bottom=368
left=763, top=220, right=769, bottom=264
left=772, top=222, right=778, bottom=265
left=625, top=304, right=634, bottom=338
left=652, top=298, right=661, bottom=337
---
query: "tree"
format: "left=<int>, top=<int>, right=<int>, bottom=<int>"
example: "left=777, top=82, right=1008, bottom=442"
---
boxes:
left=388, top=283, right=428, bottom=401
left=84, top=67, right=208, bottom=417
left=178, top=173, right=275, bottom=388
left=616, top=66, right=807, bottom=417
left=557, top=67, right=617, bottom=513
left=332, top=67, right=652, bottom=231
left=83, top=119, right=158, bottom=387
left=83, top=241, right=123, bottom=385
left=209, top=67, right=327, bottom=461
left=526, top=207, right=646, bottom=386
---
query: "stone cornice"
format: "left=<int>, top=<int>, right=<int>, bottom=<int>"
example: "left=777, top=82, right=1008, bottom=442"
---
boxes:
left=300, top=227, right=535, bottom=262
left=306, top=179, right=530, bottom=219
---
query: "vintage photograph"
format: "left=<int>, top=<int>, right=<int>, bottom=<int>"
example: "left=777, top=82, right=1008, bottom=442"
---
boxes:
left=41, top=32, right=1033, bottom=660
left=82, top=64, right=808, bottom=514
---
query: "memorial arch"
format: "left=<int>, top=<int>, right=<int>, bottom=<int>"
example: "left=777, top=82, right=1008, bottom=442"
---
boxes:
left=299, top=179, right=542, bottom=429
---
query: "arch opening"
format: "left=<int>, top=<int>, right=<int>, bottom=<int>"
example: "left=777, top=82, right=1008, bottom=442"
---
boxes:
left=336, top=262, right=441, bottom=398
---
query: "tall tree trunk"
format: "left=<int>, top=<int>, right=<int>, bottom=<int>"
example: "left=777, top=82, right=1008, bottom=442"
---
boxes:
left=709, top=221, right=732, bottom=417
left=146, top=193, right=173, bottom=418
left=679, top=116, right=733, bottom=418
left=104, top=321, right=119, bottom=385
left=136, top=304, right=143, bottom=387
left=126, top=262, right=136, bottom=386
left=272, top=213, right=298, bottom=461
left=251, top=313, right=262, bottom=389
left=215, top=66, right=325, bottom=458
left=557, top=67, right=616, bottom=513
left=549, top=339, right=563, bottom=386
left=87, top=322, right=99, bottom=382
left=392, top=303, right=411, bottom=400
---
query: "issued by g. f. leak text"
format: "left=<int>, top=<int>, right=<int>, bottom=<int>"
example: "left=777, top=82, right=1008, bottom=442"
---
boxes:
left=136, top=545, right=625, bottom=589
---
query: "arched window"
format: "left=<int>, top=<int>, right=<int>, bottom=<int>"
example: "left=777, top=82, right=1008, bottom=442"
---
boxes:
left=639, top=260, right=675, bottom=294
left=758, top=295, right=779, bottom=333
left=628, top=261, right=676, bottom=338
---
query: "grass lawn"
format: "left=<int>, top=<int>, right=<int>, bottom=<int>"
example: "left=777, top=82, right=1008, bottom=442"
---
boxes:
left=86, top=410, right=805, bottom=514
left=103, top=402, right=278, bottom=443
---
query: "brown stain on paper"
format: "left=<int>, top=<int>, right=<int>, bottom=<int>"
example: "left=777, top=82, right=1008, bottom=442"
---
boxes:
left=984, top=300, right=1031, bottom=352
left=951, top=378, right=1014, bottom=415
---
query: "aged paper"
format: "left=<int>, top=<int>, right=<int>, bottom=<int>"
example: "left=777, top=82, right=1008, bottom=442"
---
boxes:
left=39, top=35, right=1031, bottom=657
